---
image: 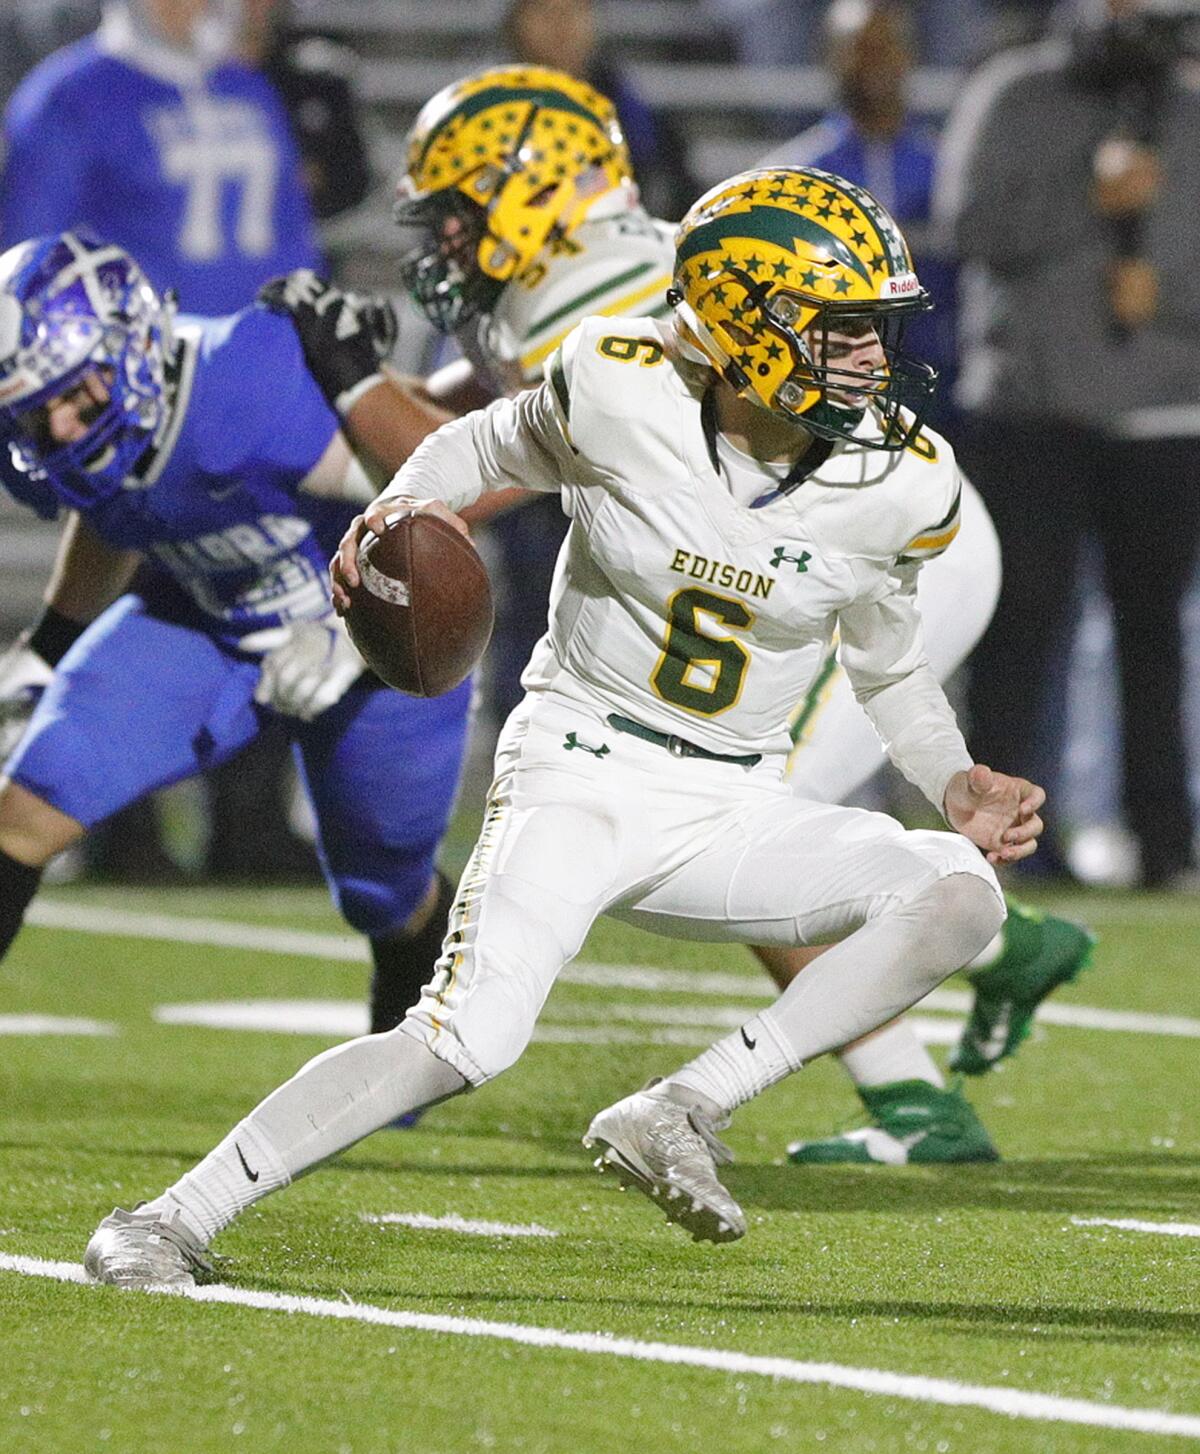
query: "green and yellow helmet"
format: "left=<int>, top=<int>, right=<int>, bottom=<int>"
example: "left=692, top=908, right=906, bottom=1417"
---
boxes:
left=671, top=166, right=936, bottom=449
left=394, top=64, right=633, bottom=332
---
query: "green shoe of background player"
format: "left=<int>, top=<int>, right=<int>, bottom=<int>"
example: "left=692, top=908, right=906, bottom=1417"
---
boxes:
left=786, top=1080, right=999, bottom=1165
left=951, top=901, right=1095, bottom=1076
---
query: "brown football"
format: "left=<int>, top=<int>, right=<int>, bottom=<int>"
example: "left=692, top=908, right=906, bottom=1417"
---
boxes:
left=344, top=512, right=494, bottom=697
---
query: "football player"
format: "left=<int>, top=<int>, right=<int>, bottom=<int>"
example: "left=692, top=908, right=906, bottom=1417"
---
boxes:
left=85, top=166, right=1043, bottom=1279
left=0, top=229, right=468, bottom=1034
left=265, top=66, right=1091, bottom=1165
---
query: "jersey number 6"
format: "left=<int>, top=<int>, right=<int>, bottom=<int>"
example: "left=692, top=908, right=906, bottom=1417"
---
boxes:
left=651, top=587, right=753, bottom=716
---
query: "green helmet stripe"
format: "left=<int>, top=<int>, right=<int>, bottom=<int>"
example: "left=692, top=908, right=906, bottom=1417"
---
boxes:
left=415, top=86, right=605, bottom=169
left=803, top=167, right=909, bottom=271
left=677, top=206, right=874, bottom=287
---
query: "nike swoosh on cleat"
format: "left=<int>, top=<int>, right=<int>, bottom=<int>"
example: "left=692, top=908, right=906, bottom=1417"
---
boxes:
left=740, top=1026, right=757, bottom=1051
left=235, top=1142, right=260, bottom=1183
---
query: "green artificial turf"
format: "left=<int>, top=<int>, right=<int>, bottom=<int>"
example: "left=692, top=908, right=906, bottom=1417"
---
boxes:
left=0, top=879, right=1197, bottom=1453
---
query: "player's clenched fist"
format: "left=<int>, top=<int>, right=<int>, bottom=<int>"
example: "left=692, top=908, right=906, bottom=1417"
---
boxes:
left=943, top=763, right=1045, bottom=865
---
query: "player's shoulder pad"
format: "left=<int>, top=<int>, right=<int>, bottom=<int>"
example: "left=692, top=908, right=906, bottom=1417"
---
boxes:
left=895, top=424, right=962, bottom=563
left=195, top=304, right=306, bottom=384
left=543, top=314, right=679, bottom=446
left=495, top=209, right=675, bottom=385
left=186, top=306, right=328, bottom=471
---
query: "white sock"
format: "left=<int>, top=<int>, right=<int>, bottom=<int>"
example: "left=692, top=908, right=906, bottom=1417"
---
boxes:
left=670, top=873, right=1001, bottom=1116
left=667, top=1011, right=799, bottom=1116
left=145, top=1121, right=290, bottom=1246
left=146, top=1026, right=467, bottom=1245
left=837, top=1020, right=945, bottom=1090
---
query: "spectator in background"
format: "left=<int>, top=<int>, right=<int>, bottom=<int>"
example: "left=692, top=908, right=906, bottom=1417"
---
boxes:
left=240, top=0, right=371, bottom=221
left=502, top=0, right=698, bottom=221
left=936, top=0, right=1200, bottom=888
left=1, top=0, right=323, bottom=310
left=761, top=0, right=959, bottom=429
left=706, top=0, right=996, bottom=69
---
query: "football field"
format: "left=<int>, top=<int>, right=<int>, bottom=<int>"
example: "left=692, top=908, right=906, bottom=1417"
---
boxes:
left=1, top=869, right=1198, bottom=1453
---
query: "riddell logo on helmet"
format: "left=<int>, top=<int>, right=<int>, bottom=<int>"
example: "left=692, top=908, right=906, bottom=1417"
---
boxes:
left=879, top=274, right=920, bottom=298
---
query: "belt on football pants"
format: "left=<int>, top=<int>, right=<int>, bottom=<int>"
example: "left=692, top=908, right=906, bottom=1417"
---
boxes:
left=605, top=713, right=762, bottom=767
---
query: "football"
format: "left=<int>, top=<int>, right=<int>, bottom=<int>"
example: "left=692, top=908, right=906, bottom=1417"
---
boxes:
left=344, top=511, right=494, bottom=697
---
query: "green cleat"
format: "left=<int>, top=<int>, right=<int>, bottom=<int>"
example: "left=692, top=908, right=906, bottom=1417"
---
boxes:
left=951, top=902, right=1095, bottom=1076
left=786, top=1080, right=999, bottom=1165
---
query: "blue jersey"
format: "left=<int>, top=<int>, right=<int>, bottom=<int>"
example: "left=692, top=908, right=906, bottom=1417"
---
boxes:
left=1, top=20, right=322, bottom=313
left=74, top=306, right=345, bottom=647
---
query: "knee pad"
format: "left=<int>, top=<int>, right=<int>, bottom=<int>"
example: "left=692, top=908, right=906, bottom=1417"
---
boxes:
left=434, top=936, right=558, bottom=1084
left=332, top=853, right=437, bottom=938
left=912, top=871, right=1007, bottom=975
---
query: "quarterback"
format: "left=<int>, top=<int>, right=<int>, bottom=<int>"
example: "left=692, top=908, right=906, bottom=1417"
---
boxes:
left=0, top=230, right=467, bottom=1026
left=85, top=166, right=1042, bottom=1277
left=266, top=65, right=1090, bottom=1165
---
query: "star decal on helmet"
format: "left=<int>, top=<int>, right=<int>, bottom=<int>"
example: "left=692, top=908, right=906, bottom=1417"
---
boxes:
left=669, top=164, right=936, bottom=451
left=395, top=64, right=633, bottom=331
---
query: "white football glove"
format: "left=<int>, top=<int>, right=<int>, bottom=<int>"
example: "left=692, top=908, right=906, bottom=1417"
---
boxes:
left=0, top=641, right=55, bottom=759
left=252, top=613, right=366, bottom=721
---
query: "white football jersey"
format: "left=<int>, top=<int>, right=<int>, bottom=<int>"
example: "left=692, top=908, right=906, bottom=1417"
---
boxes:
left=390, top=314, right=966, bottom=787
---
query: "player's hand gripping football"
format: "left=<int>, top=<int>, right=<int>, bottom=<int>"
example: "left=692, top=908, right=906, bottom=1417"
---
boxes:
left=330, top=497, right=470, bottom=614
left=943, top=764, right=1045, bottom=866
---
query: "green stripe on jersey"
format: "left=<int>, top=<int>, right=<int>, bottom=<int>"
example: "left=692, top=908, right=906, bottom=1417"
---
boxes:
left=927, top=484, right=962, bottom=534
left=526, top=261, right=659, bottom=341
left=790, top=648, right=839, bottom=745
left=548, top=348, right=571, bottom=419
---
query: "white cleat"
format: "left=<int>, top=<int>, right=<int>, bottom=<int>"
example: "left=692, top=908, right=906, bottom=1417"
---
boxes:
left=84, top=1206, right=214, bottom=1289
left=584, top=1084, right=747, bottom=1244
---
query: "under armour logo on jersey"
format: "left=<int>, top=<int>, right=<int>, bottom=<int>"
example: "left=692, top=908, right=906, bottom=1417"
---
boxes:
left=563, top=731, right=610, bottom=757
left=770, top=547, right=812, bottom=573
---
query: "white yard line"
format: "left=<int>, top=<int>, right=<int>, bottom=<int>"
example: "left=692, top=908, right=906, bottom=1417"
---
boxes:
left=361, top=1213, right=558, bottom=1237
left=1071, top=1217, right=1200, bottom=1239
left=0, top=1014, right=117, bottom=1036
left=28, top=900, right=369, bottom=962
left=1, top=1253, right=1197, bottom=1440
left=30, top=899, right=1200, bottom=1042
left=151, top=1002, right=745, bottom=1048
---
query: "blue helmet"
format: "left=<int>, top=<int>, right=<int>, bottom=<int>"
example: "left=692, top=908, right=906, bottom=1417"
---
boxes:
left=0, top=230, right=173, bottom=509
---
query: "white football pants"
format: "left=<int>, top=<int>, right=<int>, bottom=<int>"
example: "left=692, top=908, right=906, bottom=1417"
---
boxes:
left=786, top=474, right=1001, bottom=802
left=401, top=691, right=1001, bottom=1085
